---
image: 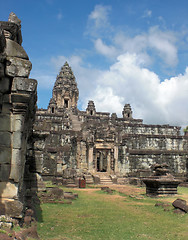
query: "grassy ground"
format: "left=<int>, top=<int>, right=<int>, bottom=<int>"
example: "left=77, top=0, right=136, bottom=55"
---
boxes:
left=36, top=185, right=188, bottom=240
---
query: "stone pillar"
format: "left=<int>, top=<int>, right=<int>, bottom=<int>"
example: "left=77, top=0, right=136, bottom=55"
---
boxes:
left=114, top=146, right=119, bottom=174
left=88, top=145, right=94, bottom=172
left=107, top=150, right=111, bottom=173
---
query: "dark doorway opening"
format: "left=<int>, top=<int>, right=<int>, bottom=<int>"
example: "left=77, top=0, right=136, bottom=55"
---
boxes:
left=64, top=99, right=69, bottom=108
left=97, top=151, right=107, bottom=172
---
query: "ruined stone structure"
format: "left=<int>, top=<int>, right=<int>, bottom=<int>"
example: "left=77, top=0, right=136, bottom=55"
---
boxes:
left=143, top=164, right=182, bottom=195
left=34, top=62, right=188, bottom=184
left=0, top=13, right=38, bottom=221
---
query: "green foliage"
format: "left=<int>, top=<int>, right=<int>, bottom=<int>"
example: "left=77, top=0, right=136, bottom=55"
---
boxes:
left=36, top=187, right=188, bottom=240
left=183, top=126, right=188, bottom=132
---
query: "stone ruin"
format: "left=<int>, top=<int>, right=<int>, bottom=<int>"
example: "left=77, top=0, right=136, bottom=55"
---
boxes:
left=34, top=62, right=188, bottom=186
left=0, top=12, right=188, bottom=229
left=143, top=164, right=182, bottom=195
left=0, top=13, right=39, bottom=225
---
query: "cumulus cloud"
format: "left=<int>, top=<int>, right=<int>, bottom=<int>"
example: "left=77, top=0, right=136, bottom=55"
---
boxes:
left=85, top=53, right=188, bottom=128
left=86, top=5, right=178, bottom=68
left=108, top=27, right=178, bottom=67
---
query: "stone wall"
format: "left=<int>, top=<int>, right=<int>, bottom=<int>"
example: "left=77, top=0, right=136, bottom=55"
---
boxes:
left=0, top=13, right=38, bottom=220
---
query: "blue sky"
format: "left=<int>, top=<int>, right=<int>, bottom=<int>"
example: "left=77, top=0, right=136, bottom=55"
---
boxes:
left=1, top=0, right=188, bottom=129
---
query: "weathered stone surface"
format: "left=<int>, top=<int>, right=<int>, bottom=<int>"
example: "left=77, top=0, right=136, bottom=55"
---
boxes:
left=0, top=182, right=18, bottom=199
left=0, top=13, right=39, bottom=222
left=172, top=198, right=188, bottom=213
left=12, top=77, right=37, bottom=92
left=5, top=200, right=23, bottom=218
left=0, top=114, right=10, bottom=131
left=0, top=132, right=11, bottom=147
left=0, top=62, right=5, bottom=77
left=5, top=57, right=32, bottom=77
left=5, top=39, right=28, bottom=59
left=0, top=164, right=11, bottom=181
left=8, top=12, right=21, bottom=27
left=0, top=77, right=11, bottom=93
left=0, top=29, right=6, bottom=53
left=0, top=147, right=11, bottom=164
left=11, top=114, right=24, bottom=132
left=12, top=131, right=23, bottom=149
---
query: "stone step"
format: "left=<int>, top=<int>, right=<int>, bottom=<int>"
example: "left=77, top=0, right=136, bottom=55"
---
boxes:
left=84, top=175, right=94, bottom=184
left=100, top=177, right=113, bottom=184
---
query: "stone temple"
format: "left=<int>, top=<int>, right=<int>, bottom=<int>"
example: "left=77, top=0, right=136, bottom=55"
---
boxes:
left=34, top=62, right=188, bottom=185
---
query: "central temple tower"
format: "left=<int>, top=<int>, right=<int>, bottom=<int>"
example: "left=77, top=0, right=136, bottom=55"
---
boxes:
left=48, top=62, right=79, bottom=113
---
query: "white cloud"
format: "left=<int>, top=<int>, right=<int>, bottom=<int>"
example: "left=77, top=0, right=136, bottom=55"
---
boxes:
left=86, top=6, right=178, bottom=68
left=96, top=26, right=178, bottom=67
left=88, top=4, right=111, bottom=28
left=94, top=38, right=117, bottom=58
left=85, top=53, right=188, bottom=128
left=148, top=26, right=178, bottom=66
left=86, top=5, right=112, bottom=37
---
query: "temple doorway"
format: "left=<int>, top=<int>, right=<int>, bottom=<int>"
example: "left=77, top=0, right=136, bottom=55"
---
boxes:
left=97, top=150, right=107, bottom=172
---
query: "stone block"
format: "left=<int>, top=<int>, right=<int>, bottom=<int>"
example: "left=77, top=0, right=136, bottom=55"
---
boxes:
left=0, top=163, right=11, bottom=181
left=1, top=102, right=12, bottom=113
left=5, top=38, right=28, bottom=59
left=5, top=200, right=23, bottom=218
left=0, top=132, right=11, bottom=147
left=0, top=147, right=11, bottom=164
left=11, top=114, right=24, bottom=132
left=0, top=77, right=10, bottom=93
left=12, top=77, right=37, bottom=92
left=172, top=198, right=188, bottom=213
left=11, top=92, right=30, bottom=103
left=5, top=57, right=32, bottom=77
left=0, top=182, right=18, bottom=199
left=9, top=163, right=22, bottom=182
left=0, top=114, right=10, bottom=131
left=11, top=148, right=22, bottom=165
left=12, top=131, right=22, bottom=149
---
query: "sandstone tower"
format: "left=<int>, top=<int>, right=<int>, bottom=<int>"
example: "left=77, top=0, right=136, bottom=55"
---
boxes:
left=48, top=62, right=79, bottom=113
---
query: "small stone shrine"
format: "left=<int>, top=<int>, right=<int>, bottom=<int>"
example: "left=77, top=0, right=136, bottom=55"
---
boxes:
left=143, top=164, right=182, bottom=195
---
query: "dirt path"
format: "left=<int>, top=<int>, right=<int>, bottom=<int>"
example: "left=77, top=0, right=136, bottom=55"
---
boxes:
left=76, top=184, right=188, bottom=203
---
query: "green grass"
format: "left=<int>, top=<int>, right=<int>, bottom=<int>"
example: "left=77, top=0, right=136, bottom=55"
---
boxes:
left=36, top=187, right=188, bottom=240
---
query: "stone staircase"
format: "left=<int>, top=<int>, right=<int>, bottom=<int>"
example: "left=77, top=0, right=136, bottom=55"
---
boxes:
left=70, top=114, right=82, bottom=131
left=84, top=175, right=94, bottom=184
left=98, top=174, right=113, bottom=185
left=66, top=179, right=77, bottom=188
